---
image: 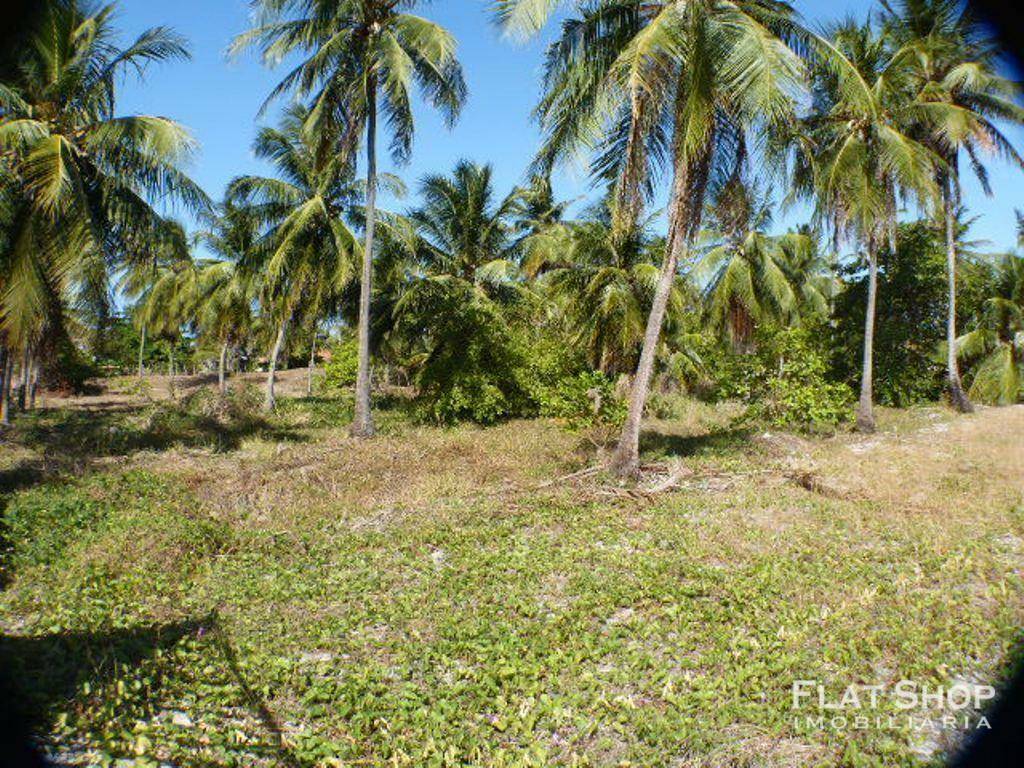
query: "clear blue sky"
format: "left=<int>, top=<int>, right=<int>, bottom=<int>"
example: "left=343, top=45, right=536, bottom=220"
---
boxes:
left=115, top=0, right=1024, bottom=251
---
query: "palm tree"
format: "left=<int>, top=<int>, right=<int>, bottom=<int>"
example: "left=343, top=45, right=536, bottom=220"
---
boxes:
left=956, top=254, right=1024, bottom=404
left=500, top=0, right=808, bottom=475
left=228, top=106, right=362, bottom=410
left=526, top=201, right=685, bottom=377
left=693, top=173, right=829, bottom=351
left=797, top=19, right=940, bottom=432
left=234, top=0, right=466, bottom=435
left=0, top=0, right=207, bottom=401
left=390, top=160, right=527, bottom=355
left=408, top=161, right=525, bottom=291
left=882, top=0, right=1024, bottom=414
left=120, top=219, right=193, bottom=377
left=194, top=202, right=262, bottom=393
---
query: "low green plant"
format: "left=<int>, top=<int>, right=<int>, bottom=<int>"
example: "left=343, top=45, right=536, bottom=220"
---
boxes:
left=322, top=339, right=360, bottom=391
left=713, top=325, right=854, bottom=430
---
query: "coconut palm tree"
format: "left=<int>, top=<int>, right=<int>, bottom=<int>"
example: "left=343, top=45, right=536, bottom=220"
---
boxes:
left=228, top=106, right=362, bottom=410
left=526, top=201, right=685, bottom=376
left=500, top=0, right=809, bottom=474
left=193, top=202, right=262, bottom=393
left=408, top=161, right=525, bottom=292
left=120, top=219, right=193, bottom=377
left=956, top=254, right=1024, bottom=404
left=234, top=0, right=466, bottom=435
left=881, top=0, right=1024, bottom=413
left=693, top=173, right=830, bottom=351
left=797, top=19, right=940, bottom=432
left=0, top=0, right=207, bottom=400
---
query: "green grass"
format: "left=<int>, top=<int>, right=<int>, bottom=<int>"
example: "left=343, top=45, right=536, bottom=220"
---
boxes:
left=1, top=391, right=1022, bottom=767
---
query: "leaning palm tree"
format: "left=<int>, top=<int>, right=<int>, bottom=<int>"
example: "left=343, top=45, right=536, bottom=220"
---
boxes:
left=233, top=0, right=466, bottom=435
left=228, top=106, right=361, bottom=410
left=956, top=254, right=1024, bottom=404
left=883, top=0, right=1024, bottom=413
left=500, top=0, right=808, bottom=475
left=0, top=0, right=207, bottom=396
left=797, top=19, right=940, bottom=432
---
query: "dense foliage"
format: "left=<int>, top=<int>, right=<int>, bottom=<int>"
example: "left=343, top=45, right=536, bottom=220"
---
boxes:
left=1, top=0, right=1022, bottom=438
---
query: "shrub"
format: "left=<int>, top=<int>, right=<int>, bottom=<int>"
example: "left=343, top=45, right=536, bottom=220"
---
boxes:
left=532, top=369, right=624, bottom=430
left=712, top=325, right=853, bottom=430
left=322, top=339, right=360, bottom=391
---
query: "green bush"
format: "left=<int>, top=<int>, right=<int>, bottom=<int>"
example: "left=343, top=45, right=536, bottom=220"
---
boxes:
left=713, top=325, right=853, bottom=430
left=532, top=369, right=625, bottom=429
left=322, top=339, right=360, bottom=390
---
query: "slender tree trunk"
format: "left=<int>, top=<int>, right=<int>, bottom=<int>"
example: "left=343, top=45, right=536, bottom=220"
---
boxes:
left=610, top=157, right=692, bottom=477
left=17, top=346, right=29, bottom=411
left=1, top=349, right=13, bottom=426
left=943, top=180, right=973, bottom=413
left=351, top=77, right=377, bottom=438
left=29, top=357, right=39, bottom=410
left=137, top=322, right=147, bottom=378
left=218, top=341, right=229, bottom=395
left=856, top=234, right=878, bottom=433
left=265, top=315, right=289, bottom=412
left=307, top=327, right=317, bottom=398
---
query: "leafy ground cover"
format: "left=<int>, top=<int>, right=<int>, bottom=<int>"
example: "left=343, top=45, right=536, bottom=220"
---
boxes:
left=1, top=384, right=1022, bottom=767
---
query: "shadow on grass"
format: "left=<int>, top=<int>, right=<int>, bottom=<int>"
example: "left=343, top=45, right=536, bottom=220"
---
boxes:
left=0, top=613, right=310, bottom=767
left=949, top=636, right=1024, bottom=766
left=639, top=426, right=754, bottom=460
left=0, top=402, right=307, bottom=496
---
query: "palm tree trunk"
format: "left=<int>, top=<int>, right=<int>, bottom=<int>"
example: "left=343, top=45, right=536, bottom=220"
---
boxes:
left=265, top=315, right=289, bottom=412
left=611, top=157, right=692, bottom=477
left=17, top=346, right=29, bottom=411
left=307, top=326, right=317, bottom=398
left=351, top=76, right=377, bottom=438
left=137, top=322, right=147, bottom=378
left=218, top=341, right=229, bottom=395
left=1, top=349, right=13, bottom=426
left=856, top=234, right=878, bottom=433
left=29, top=357, right=39, bottom=409
left=943, top=180, right=973, bottom=413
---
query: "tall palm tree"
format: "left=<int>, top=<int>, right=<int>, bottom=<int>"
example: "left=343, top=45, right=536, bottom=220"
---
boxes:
left=228, top=106, right=361, bottom=410
left=956, top=254, right=1024, bottom=404
left=234, top=0, right=466, bottom=435
left=797, top=19, right=939, bottom=432
left=0, top=0, right=207, bottom=396
left=500, top=0, right=808, bottom=475
left=881, top=0, right=1024, bottom=413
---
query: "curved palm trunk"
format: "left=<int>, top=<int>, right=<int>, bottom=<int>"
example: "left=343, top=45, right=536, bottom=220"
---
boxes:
left=137, top=322, right=147, bottom=378
left=218, top=341, right=229, bottom=395
left=943, top=181, right=973, bottom=413
left=856, top=236, right=878, bottom=433
left=351, top=78, right=377, bottom=438
left=265, top=315, right=289, bottom=412
left=611, top=157, right=694, bottom=477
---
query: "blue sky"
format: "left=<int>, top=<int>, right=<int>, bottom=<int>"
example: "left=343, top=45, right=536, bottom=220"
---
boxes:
left=116, top=0, right=1024, bottom=251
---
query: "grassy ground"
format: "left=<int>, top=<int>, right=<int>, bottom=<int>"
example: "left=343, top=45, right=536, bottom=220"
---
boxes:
left=1, top=376, right=1022, bottom=767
